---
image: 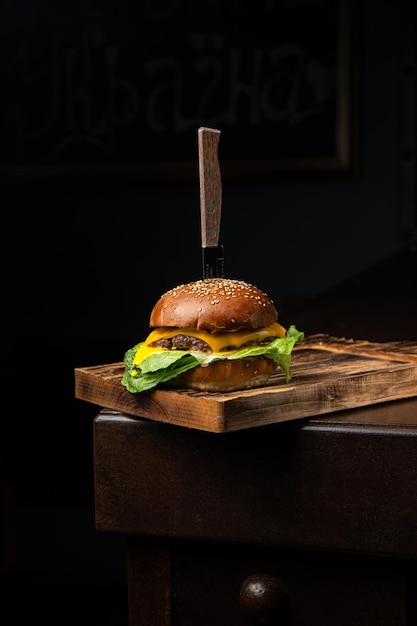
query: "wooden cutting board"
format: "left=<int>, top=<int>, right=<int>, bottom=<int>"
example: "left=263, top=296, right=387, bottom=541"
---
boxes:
left=74, top=335, right=417, bottom=433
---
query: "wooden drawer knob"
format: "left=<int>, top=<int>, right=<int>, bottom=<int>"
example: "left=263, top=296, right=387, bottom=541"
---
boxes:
left=239, top=573, right=292, bottom=625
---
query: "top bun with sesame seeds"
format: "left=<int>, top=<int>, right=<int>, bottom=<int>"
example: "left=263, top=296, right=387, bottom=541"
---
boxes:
left=121, top=278, right=304, bottom=394
left=149, top=278, right=278, bottom=333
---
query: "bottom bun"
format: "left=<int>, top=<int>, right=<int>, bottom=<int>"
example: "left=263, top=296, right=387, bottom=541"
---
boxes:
left=169, top=356, right=278, bottom=392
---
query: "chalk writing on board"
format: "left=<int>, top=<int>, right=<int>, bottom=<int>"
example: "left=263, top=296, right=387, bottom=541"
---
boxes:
left=2, top=0, right=354, bottom=180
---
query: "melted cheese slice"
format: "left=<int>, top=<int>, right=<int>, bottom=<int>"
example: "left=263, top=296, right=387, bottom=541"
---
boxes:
left=133, top=322, right=286, bottom=366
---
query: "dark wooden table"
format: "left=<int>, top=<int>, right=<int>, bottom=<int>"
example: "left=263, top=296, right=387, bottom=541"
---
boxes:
left=92, top=246, right=417, bottom=625
left=93, top=396, right=417, bottom=625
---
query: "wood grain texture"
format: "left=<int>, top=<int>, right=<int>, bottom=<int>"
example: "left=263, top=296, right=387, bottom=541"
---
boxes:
left=198, top=127, right=222, bottom=248
left=75, top=336, right=417, bottom=433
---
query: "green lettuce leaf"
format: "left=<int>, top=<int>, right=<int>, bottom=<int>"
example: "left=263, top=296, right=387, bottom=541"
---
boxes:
left=121, top=325, right=304, bottom=393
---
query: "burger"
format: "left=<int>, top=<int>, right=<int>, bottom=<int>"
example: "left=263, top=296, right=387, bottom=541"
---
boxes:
left=121, top=278, right=304, bottom=393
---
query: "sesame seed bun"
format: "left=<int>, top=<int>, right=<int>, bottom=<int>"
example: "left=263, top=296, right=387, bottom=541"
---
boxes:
left=147, top=278, right=280, bottom=392
left=123, top=278, right=302, bottom=395
left=150, top=278, right=278, bottom=332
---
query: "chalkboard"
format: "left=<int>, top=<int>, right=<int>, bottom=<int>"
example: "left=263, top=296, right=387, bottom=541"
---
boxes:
left=1, top=0, right=358, bottom=185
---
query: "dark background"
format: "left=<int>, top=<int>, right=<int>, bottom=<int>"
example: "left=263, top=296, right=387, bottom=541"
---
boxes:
left=3, top=1, right=416, bottom=625
left=1, top=0, right=353, bottom=174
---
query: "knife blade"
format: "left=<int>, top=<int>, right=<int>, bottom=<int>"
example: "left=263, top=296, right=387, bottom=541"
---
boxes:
left=198, top=127, right=225, bottom=279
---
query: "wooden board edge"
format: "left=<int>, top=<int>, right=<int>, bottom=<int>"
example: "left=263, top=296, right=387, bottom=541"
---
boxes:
left=74, top=367, right=228, bottom=433
left=221, top=363, right=417, bottom=432
left=75, top=361, right=417, bottom=433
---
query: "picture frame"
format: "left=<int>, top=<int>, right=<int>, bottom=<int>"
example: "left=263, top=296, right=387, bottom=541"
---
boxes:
left=1, top=0, right=359, bottom=186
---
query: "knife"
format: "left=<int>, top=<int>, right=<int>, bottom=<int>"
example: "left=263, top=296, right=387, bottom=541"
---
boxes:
left=198, top=127, right=225, bottom=279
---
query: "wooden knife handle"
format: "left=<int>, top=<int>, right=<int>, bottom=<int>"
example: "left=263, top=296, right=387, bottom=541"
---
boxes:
left=198, top=127, right=222, bottom=248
